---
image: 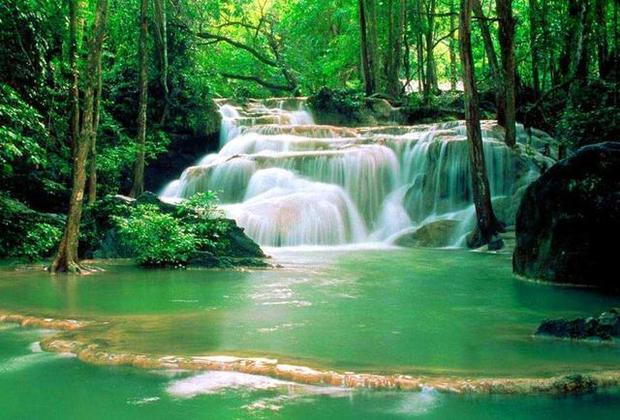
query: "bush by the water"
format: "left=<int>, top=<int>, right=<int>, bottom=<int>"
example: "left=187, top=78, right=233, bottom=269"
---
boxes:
left=176, top=192, right=230, bottom=255
left=0, top=193, right=64, bottom=260
left=114, top=204, right=196, bottom=267
left=113, top=192, right=229, bottom=267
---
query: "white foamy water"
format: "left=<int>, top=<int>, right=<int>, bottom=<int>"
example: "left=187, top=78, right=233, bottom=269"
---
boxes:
left=166, top=371, right=294, bottom=398
left=161, top=99, right=553, bottom=248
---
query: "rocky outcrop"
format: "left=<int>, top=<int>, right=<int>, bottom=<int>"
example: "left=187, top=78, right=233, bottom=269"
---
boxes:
left=536, top=309, right=620, bottom=341
left=513, top=142, right=620, bottom=289
left=394, top=220, right=460, bottom=248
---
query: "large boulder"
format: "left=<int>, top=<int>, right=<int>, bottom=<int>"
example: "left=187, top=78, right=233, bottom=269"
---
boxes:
left=394, top=219, right=460, bottom=248
left=513, top=142, right=620, bottom=289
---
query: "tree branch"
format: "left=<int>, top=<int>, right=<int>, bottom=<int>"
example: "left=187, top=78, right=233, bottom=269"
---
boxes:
left=195, top=32, right=278, bottom=67
left=220, top=72, right=294, bottom=91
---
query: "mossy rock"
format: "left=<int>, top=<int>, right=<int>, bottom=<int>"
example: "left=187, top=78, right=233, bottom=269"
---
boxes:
left=394, top=220, right=461, bottom=248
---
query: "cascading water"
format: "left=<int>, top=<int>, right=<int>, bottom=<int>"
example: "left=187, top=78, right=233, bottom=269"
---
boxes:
left=161, top=99, right=553, bottom=247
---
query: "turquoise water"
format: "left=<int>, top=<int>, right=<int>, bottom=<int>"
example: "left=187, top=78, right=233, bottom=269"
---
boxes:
left=1, top=248, right=618, bottom=376
left=2, top=324, right=620, bottom=419
left=1, top=247, right=620, bottom=418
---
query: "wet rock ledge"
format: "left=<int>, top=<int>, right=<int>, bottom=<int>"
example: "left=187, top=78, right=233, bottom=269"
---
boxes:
left=536, top=309, right=620, bottom=341
left=2, top=311, right=619, bottom=395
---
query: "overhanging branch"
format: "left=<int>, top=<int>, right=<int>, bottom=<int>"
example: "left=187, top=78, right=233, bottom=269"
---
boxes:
left=195, top=32, right=278, bottom=67
left=220, top=72, right=295, bottom=91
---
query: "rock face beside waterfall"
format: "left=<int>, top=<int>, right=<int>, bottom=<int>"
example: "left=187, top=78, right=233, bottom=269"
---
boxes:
left=513, top=142, right=620, bottom=289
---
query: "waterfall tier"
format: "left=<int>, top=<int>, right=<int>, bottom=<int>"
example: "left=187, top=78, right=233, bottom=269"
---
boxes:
left=161, top=99, right=554, bottom=247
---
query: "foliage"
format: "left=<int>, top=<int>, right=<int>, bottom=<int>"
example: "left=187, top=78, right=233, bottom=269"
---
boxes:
left=0, top=84, right=47, bottom=176
left=15, top=223, right=62, bottom=261
left=307, top=87, right=365, bottom=117
left=177, top=192, right=230, bottom=255
left=0, top=193, right=64, bottom=259
left=113, top=191, right=230, bottom=267
left=557, top=80, right=620, bottom=149
left=114, top=204, right=197, bottom=267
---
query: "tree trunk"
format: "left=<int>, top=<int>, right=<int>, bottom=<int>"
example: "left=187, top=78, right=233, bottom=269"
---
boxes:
left=595, top=0, right=610, bottom=79
left=528, top=0, right=540, bottom=98
left=560, top=0, right=588, bottom=83
left=423, top=0, right=437, bottom=99
left=496, top=0, right=516, bottom=147
left=472, top=0, right=503, bottom=125
left=153, top=0, right=169, bottom=124
left=130, top=0, right=149, bottom=198
left=87, top=48, right=103, bottom=204
left=359, top=0, right=372, bottom=95
left=51, top=0, right=109, bottom=273
left=414, top=0, right=425, bottom=92
left=459, top=0, right=503, bottom=250
left=449, top=0, right=458, bottom=91
left=386, top=0, right=406, bottom=98
left=69, top=0, right=80, bottom=157
left=540, top=0, right=550, bottom=91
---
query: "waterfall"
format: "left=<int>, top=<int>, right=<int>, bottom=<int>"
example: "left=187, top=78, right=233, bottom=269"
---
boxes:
left=161, top=99, right=553, bottom=247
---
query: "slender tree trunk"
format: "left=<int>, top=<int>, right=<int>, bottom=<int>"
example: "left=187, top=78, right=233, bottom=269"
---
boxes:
left=359, top=0, right=373, bottom=95
left=528, top=0, right=540, bottom=98
left=595, top=0, right=610, bottom=79
left=69, top=0, right=80, bottom=157
left=561, top=0, right=587, bottom=83
left=449, top=0, right=458, bottom=91
left=386, top=0, right=406, bottom=98
left=459, top=0, right=503, bottom=250
left=153, top=0, right=169, bottom=124
left=366, top=0, right=380, bottom=93
left=415, top=7, right=425, bottom=92
left=130, top=0, right=149, bottom=198
left=87, top=50, right=103, bottom=204
left=423, top=0, right=437, bottom=98
left=403, top=3, right=412, bottom=91
left=51, top=0, right=109, bottom=273
left=496, top=0, right=516, bottom=147
left=540, top=0, right=550, bottom=91
left=472, top=0, right=503, bottom=125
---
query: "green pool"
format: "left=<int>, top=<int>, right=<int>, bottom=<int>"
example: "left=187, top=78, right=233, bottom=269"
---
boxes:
left=1, top=247, right=619, bottom=417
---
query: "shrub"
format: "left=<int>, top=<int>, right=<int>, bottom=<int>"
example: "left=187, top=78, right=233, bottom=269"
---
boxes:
left=112, top=192, right=231, bottom=267
left=557, top=80, right=620, bottom=149
left=114, top=204, right=197, bottom=267
left=15, top=222, right=62, bottom=261
left=307, top=86, right=364, bottom=117
left=177, top=192, right=230, bottom=255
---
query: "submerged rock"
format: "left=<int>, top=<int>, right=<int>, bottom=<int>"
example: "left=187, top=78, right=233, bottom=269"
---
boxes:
left=513, top=142, right=620, bottom=289
left=394, top=220, right=460, bottom=248
left=547, top=374, right=598, bottom=395
left=188, top=251, right=269, bottom=269
left=535, top=308, right=620, bottom=341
